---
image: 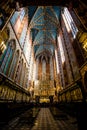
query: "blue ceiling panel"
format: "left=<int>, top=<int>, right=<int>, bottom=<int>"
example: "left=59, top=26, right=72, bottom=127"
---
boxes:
left=28, top=6, right=61, bottom=57
left=30, top=7, right=44, bottom=22
left=53, top=6, right=61, bottom=20
left=30, top=28, right=39, bottom=42
left=28, top=6, right=37, bottom=22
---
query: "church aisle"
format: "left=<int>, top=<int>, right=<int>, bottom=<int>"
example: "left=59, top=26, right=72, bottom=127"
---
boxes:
left=1, top=107, right=78, bottom=130
left=31, top=108, right=59, bottom=130
left=31, top=108, right=78, bottom=130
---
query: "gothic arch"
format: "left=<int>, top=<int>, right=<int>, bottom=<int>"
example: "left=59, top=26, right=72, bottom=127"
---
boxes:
left=23, top=67, right=28, bottom=88
left=20, top=62, right=26, bottom=87
left=15, top=58, right=24, bottom=85
left=22, top=63, right=26, bottom=88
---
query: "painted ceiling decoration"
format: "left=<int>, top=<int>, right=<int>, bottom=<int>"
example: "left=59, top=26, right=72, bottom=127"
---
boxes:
left=28, top=6, right=61, bottom=58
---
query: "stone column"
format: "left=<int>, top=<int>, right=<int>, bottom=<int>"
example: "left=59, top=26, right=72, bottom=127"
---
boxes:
left=50, top=56, right=54, bottom=80
left=42, top=59, right=46, bottom=80
left=61, top=10, right=80, bottom=81
left=35, top=57, right=39, bottom=80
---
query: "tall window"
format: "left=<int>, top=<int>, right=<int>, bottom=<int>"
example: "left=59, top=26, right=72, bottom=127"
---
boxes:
left=10, top=11, right=20, bottom=26
left=55, top=49, right=59, bottom=74
left=8, top=50, right=19, bottom=79
left=15, top=59, right=23, bottom=85
left=57, top=35, right=65, bottom=64
left=0, top=40, right=15, bottom=75
left=20, top=8, right=26, bottom=21
left=62, top=7, right=78, bottom=39
left=20, top=63, right=26, bottom=87
left=10, top=8, right=25, bottom=26
left=19, top=22, right=27, bottom=47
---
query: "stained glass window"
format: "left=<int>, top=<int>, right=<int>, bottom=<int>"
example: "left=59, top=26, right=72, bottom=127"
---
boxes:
left=16, top=59, right=23, bottom=84
left=57, top=35, right=65, bottom=64
left=19, top=23, right=27, bottom=47
left=0, top=40, right=15, bottom=75
left=20, top=8, right=26, bottom=21
left=55, top=49, right=59, bottom=74
left=9, top=50, right=19, bottom=79
left=63, top=7, right=78, bottom=39
left=10, top=11, right=20, bottom=26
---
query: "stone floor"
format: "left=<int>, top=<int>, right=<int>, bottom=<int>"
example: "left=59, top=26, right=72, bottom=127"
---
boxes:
left=1, top=108, right=78, bottom=130
left=31, top=108, right=78, bottom=130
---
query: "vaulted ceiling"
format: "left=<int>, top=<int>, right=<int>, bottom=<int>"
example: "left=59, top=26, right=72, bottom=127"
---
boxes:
left=28, top=6, right=61, bottom=58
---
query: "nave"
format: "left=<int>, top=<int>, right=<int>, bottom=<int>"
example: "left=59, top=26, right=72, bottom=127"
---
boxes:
left=1, top=107, right=78, bottom=130
left=0, top=1, right=87, bottom=130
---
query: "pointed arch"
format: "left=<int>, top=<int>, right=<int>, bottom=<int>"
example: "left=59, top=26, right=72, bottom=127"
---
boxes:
left=20, top=62, right=26, bottom=87
left=15, top=58, right=24, bottom=85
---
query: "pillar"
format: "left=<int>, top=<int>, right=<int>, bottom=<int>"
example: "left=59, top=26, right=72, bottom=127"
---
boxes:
left=35, top=57, right=39, bottom=80
left=50, top=56, right=54, bottom=80
left=42, top=59, right=46, bottom=80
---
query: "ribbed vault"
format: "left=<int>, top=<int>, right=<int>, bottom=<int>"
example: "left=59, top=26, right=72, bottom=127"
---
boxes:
left=28, top=6, right=61, bottom=58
